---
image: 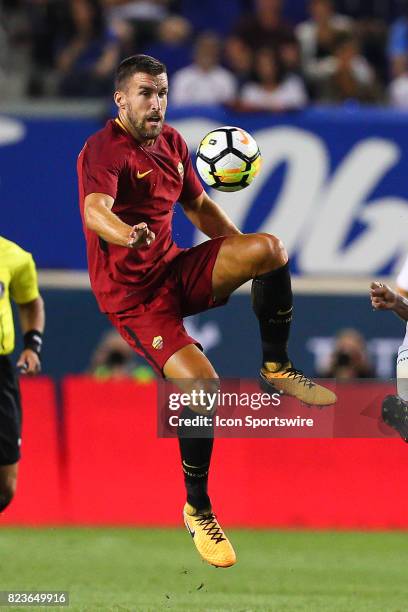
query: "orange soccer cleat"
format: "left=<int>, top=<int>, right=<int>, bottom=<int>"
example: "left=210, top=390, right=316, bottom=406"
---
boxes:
left=183, top=503, right=237, bottom=568
left=260, top=361, right=337, bottom=406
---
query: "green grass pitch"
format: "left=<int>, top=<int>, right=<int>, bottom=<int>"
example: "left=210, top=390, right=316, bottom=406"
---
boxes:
left=1, top=528, right=408, bottom=611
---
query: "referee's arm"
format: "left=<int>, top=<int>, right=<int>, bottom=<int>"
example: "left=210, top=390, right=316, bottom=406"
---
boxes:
left=16, top=295, right=45, bottom=374
left=9, top=248, right=45, bottom=374
left=17, top=295, right=45, bottom=374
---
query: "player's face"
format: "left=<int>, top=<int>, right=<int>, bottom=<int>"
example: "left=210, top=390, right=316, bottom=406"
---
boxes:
left=119, top=72, right=168, bottom=141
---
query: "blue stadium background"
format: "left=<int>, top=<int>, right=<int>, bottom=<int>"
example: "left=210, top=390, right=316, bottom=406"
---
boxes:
left=1, top=107, right=406, bottom=378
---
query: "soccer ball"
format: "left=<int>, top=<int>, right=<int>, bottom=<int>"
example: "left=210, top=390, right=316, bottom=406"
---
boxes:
left=196, top=126, right=262, bottom=192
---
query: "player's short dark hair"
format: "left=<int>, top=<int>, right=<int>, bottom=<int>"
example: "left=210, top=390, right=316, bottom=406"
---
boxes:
left=115, top=55, right=167, bottom=90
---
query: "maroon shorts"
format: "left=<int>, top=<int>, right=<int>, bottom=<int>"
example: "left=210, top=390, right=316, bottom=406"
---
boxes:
left=108, top=237, right=227, bottom=375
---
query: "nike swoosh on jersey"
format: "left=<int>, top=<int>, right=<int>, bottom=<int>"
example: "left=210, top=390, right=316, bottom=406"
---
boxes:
left=137, top=169, right=153, bottom=179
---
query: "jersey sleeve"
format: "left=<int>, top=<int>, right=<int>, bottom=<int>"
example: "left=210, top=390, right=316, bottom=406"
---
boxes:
left=178, top=135, right=204, bottom=202
left=82, top=139, right=123, bottom=199
left=9, top=252, right=40, bottom=304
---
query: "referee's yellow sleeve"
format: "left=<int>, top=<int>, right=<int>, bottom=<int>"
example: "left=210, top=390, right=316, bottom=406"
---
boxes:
left=9, top=253, right=40, bottom=304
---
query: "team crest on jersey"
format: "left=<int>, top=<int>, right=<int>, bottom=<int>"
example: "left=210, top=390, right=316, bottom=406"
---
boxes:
left=177, top=161, right=184, bottom=177
left=0, top=282, right=4, bottom=299
left=152, top=335, right=163, bottom=350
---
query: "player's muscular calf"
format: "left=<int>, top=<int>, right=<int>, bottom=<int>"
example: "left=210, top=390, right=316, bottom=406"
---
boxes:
left=212, top=233, right=287, bottom=300
left=164, top=345, right=219, bottom=415
left=0, top=464, right=18, bottom=512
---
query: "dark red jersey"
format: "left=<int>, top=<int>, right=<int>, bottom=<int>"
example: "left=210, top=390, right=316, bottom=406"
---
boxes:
left=77, top=118, right=203, bottom=313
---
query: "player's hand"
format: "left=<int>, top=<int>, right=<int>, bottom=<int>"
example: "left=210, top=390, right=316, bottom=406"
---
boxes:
left=127, top=223, right=155, bottom=248
left=16, top=349, right=41, bottom=375
left=370, top=281, right=398, bottom=311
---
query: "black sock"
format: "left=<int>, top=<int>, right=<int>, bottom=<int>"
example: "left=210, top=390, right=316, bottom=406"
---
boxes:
left=251, top=261, right=293, bottom=364
left=178, top=406, right=214, bottom=511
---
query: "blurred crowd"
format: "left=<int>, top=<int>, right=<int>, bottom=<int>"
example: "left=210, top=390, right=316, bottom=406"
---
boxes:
left=318, top=328, right=375, bottom=380
left=2, top=0, right=408, bottom=108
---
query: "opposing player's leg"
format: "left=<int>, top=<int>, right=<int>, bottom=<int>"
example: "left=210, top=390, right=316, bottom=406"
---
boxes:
left=397, top=324, right=408, bottom=402
left=0, top=464, right=18, bottom=512
left=381, top=323, right=408, bottom=441
left=212, top=233, right=336, bottom=405
left=164, top=344, right=236, bottom=568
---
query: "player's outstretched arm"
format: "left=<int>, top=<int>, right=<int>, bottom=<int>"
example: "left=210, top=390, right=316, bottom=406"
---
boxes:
left=370, top=281, right=408, bottom=321
left=180, top=191, right=241, bottom=239
left=85, top=193, right=155, bottom=248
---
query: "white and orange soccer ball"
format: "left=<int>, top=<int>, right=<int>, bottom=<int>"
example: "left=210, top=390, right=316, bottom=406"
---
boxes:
left=196, top=126, right=262, bottom=192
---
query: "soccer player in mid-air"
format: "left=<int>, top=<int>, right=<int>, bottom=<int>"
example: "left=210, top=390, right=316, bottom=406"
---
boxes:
left=77, top=54, right=336, bottom=568
left=0, top=236, right=45, bottom=513
left=371, top=281, right=408, bottom=440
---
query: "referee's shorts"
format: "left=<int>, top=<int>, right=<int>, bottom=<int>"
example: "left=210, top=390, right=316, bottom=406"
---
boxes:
left=0, top=355, right=22, bottom=466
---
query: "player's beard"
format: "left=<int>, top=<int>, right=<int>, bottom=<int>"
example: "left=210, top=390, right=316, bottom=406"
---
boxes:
left=128, top=109, right=164, bottom=141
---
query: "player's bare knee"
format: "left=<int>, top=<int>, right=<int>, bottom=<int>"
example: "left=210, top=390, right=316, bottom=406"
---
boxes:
left=250, top=233, right=287, bottom=276
left=259, top=233, right=287, bottom=267
left=188, top=376, right=220, bottom=416
left=0, top=480, right=16, bottom=512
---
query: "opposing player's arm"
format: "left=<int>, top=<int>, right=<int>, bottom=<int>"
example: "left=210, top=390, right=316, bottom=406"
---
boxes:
left=84, top=193, right=155, bottom=248
left=396, top=255, right=408, bottom=298
left=370, top=281, right=408, bottom=322
left=397, top=286, right=408, bottom=299
left=180, top=190, right=241, bottom=239
left=392, top=295, right=408, bottom=321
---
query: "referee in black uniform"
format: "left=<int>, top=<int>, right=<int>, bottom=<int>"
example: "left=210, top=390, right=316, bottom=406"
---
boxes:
left=0, top=236, right=45, bottom=512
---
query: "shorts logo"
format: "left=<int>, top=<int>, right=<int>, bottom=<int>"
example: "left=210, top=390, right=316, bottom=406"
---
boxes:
left=0, top=281, right=4, bottom=299
left=177, top=161, right=184, bottom=177
left=152, top=335, right=163, bottom=350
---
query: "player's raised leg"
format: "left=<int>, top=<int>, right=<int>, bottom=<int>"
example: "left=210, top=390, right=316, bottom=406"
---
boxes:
left=164, top=344, right=236, bottom=568
left=212, top=232, right=336, bottom=405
